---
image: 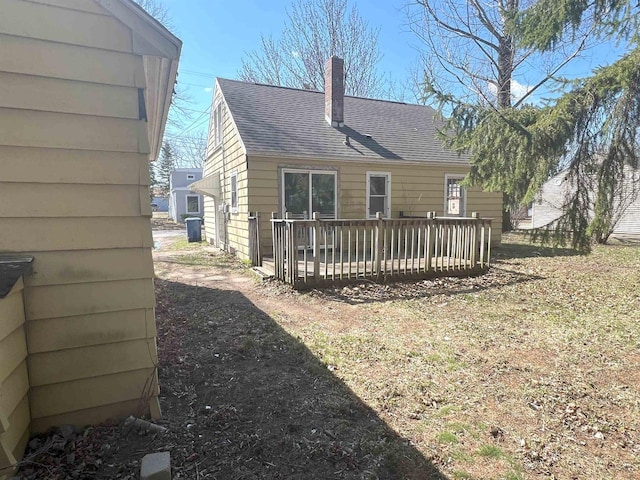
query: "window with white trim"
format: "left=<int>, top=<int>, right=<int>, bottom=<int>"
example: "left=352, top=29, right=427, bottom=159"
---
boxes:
left=444, top=175, right=465, bottom=216
left=282, top=169, right=337, bottom=219
left=230, top=171, right=238, bottom=213
left=186, top=195, right=200, bottom=214
left=212, top=103, right=223, bottom=147
left=366, top=172, right=391, bottom=218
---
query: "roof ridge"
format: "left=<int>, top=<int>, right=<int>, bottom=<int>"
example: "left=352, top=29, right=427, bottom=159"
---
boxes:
left=217, top=77, right=321, bottom=95
left=216, top=77, right=431, bottom=108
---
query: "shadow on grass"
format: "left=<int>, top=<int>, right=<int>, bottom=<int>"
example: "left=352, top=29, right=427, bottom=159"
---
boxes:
left=495, top=233, right=582, bottom=260
left=105, top=279, right=448, bottom=479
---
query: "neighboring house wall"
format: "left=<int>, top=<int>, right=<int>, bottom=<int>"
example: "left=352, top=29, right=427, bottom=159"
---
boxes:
left=611, top=172, right=640, bottom=236
left=168, top=169, right=203, bottom=222
left=0, top=278, right=30, bottom=478
left=203, top=88, right=246, bottom=250
left=531, top=172, right=570, bottom=229
left=532, top=170, right=640, bottom=236
left=0, top=0, right=179, bottom=433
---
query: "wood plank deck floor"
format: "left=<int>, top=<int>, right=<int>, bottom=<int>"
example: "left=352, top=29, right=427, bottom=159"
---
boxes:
left=259, top=254, right=479, bottom=282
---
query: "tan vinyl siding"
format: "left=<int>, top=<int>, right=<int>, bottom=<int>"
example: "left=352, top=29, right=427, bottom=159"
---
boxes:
left=0, top=280, right=30, bottom=477
left=26, top=309, right=156, bottom=354
left=0, top=72, right=140, bottom=119
left=247, top=156, right=502, bottom=254
left=0, top=34, right=145, bottom=87
left=0, top=108, right=147, bottom=153
left=24, top=279, right=155, bottom=321
left=0, top=0, right=171, bottom=437
left=203, top=84, right=248, bottom=254
left=0, top=147, right=149, bottom=185
left=26, top=249, right=153, bottom=287
left=28, top=339, right=157, bottom=387
left=0, top=0, right=132, bottom=53
left=31, top=398, right=147, bottom=434
left=0, top=184, right=150, bottom=218
left=0, top=217, right=153, bottom=252
left=30, top=368, right=158, bottom=419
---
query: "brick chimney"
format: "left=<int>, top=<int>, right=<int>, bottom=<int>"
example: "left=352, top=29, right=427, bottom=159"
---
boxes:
left=324, top=56, right=344, bottom=127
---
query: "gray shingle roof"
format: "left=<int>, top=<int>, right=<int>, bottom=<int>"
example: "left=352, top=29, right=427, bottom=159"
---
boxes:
left=217, top=78, right=470, bottom=164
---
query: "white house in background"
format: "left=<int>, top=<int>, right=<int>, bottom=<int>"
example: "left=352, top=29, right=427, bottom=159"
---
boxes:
left=168, top=168, right=203, bottom=222
left=532, top=167, right=640, bottom=237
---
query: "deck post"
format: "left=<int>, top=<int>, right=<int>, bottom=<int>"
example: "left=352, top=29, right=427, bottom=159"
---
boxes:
left=471, top=212, right=479, bottom=267
left=284, top=212, right=292, bottom=284
left=479, top=220, right=486, bottom=269
left=254, top=212, right=262, bottom=267
left=424, top=212, right=435, bottom=272
left=375, top=212, right=383, bottom=277
left=313, top=212, right=320, bottom=278
left=271, top=213, right=279, bottom=280
left=487, top=223, right=492, bottom=268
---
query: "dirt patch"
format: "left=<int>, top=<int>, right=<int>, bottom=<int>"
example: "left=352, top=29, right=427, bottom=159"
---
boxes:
left=17, top=248, right=443, bottom=479
left=151, top=212, right=184, bottom=231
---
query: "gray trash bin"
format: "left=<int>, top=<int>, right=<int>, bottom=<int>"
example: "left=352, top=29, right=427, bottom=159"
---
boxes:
left=185, top=217, right=202, bottom=243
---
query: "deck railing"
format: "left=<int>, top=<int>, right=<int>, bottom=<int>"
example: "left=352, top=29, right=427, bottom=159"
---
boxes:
left=270, top=212, right=492, bottom=288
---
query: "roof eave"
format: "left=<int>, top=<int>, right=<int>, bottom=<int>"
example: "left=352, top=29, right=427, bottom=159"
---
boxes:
left=245, top=150, right=471, bottom=167
left=96, top=0, right=182, bottom=161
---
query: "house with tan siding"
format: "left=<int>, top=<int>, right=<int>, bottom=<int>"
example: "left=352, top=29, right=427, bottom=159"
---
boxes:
left=0, top=0, right=180, bottom=475
left=192, top=57, right=502, bottom=263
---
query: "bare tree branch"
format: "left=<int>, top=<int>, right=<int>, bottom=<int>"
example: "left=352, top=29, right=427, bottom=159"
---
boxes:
left=240, top=0, right=385, bottom=98
left=407, top=0, right=596, bottom=109
left=134, top=0, right=174, bottom=31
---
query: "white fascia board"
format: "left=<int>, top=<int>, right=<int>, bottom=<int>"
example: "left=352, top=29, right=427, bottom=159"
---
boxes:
left=215, top=79, right=248, bottom=157
left=96, top=0, right=181, bottom=58
left=96, top=0, right=182, bottom=162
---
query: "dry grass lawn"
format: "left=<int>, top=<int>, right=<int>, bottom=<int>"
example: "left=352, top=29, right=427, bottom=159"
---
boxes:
left=269, top=234, right=640, bottom=479
left=21, top=234, right=638, bottom=479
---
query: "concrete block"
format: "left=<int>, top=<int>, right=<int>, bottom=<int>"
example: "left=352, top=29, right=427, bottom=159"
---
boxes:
left=140, top=451, right=171, bottom=480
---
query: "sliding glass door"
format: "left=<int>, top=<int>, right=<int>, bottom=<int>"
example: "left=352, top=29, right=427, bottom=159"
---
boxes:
left=283, top=169, right=336, bottom=219
left=283, top=169, right=336, bottom=251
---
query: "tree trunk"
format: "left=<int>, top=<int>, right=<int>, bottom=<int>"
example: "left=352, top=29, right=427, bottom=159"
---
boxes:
left=498, top=0, right=517, bottom=230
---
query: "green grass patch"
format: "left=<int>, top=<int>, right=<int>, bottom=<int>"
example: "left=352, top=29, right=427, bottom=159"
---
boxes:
left=476, top=444, right=503, bottom=459
left=436, top=431, right=459, bottom=444
left=168, top=237, right=208, bottom=250
left=451, top=470, right=477, bottom=480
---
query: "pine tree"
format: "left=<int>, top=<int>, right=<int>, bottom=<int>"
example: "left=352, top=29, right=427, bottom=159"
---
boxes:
left=409, top=0, right=597, bottom=230
left=149, top=160, right=157, bottom=201
left=157, top=141, right=175, bottom=197
left=424, top=0, right=639, bottom=249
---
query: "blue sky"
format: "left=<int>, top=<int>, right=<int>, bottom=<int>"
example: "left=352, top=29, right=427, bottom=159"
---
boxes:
left=162, top=0, right=625, bottom=140
left=164, top=0, right=417, bottom=137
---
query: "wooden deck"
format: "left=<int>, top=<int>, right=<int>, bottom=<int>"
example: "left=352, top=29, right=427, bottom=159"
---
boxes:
left=260, top=253, right=483, bottom=287
left=266, top=213, right=492, bottom=288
